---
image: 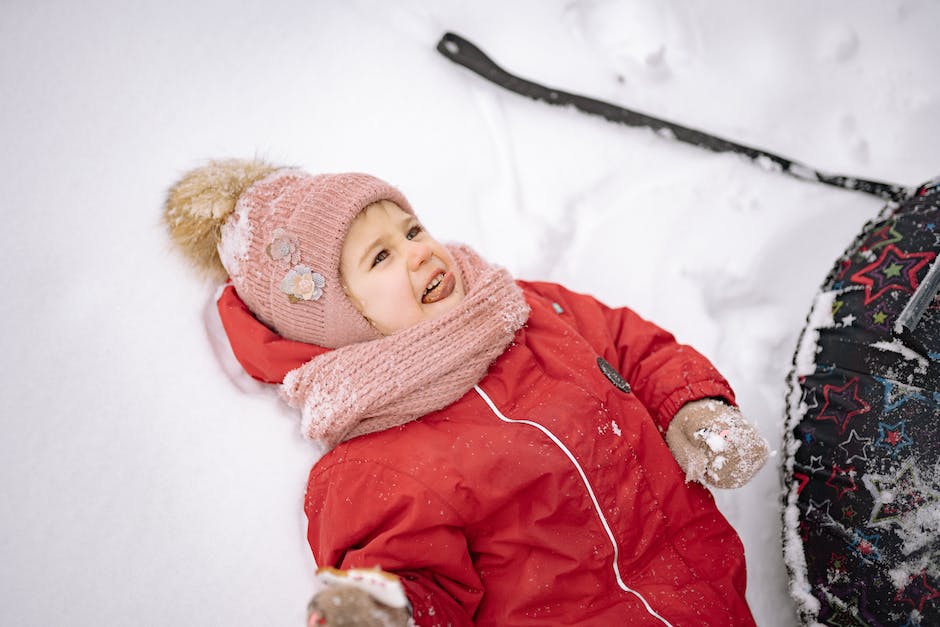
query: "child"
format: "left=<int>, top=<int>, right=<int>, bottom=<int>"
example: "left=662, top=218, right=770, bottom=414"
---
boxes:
left=165, top=159, right=770, bottom=626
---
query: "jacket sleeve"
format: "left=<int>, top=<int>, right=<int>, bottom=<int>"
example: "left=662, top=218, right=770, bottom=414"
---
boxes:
left=305, top=458, right=481, bottom=626
left=520, top=280, right=736, bottom=433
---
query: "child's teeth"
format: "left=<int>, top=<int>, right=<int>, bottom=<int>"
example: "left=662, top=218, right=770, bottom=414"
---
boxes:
left=422, top=273, right=445, bottom=303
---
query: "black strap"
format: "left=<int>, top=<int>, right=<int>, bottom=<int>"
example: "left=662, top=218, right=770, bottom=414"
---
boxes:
left=436, top=32, right=913, bottom=204
left=816, top=328, right=940, bottom=394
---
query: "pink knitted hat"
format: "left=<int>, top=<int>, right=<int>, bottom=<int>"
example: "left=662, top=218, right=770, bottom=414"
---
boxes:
left=217, top=168, right=415, bottom=348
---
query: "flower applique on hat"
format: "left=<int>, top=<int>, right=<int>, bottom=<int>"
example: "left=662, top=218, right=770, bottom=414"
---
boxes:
left=266, top=227, right=326, bottom=304
left=266, top=228, right=301, bottom=266
left=281, top=265, right=326, bottom=303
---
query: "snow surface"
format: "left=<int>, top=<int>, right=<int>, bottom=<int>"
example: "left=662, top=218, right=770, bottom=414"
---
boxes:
left=2, top=1, right=939, bottom=625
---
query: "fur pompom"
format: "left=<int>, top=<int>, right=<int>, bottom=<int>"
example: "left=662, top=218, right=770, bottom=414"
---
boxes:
left=164, top=158, right=278, bottom=281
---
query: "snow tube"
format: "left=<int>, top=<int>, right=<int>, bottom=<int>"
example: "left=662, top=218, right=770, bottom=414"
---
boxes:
left=783, top=177, right=940, bottom=625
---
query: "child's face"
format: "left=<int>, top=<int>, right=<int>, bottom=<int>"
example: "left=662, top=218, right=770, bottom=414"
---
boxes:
left=339, top=200, right=465, bottom=335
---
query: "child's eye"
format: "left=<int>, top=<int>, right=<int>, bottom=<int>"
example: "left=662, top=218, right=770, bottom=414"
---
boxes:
left=371, top=250, right=389, bottom=268
left=406, top=225, right=422, bottom=240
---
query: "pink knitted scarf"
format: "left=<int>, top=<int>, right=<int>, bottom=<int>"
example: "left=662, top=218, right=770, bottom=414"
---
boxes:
left=280, top=245, right=530, bottom=448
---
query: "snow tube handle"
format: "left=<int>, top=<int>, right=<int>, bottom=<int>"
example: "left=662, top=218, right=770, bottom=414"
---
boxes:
left=436, top=31, right=913, bottom=204
left=437, top=33, right=515, bottom=87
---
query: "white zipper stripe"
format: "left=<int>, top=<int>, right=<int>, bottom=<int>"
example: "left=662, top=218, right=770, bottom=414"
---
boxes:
left=473, top=385, right=673, bottom=627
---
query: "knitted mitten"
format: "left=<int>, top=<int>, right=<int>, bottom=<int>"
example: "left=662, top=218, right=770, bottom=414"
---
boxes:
left=665, top=399, right=770, bottom=489
left=306, top=568, right=412, bottom=627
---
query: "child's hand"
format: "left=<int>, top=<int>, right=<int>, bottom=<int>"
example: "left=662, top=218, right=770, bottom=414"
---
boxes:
left=665, top=399, right=770, bottom=489
left=306, top=568, right=412, bottom=627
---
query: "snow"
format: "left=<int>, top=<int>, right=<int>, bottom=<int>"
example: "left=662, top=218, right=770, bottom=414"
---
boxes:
left=219, top=198, right=254, bottom=280
left=871, top=338, right=929, bottom=374
left=2, top=0, right=939, bottom=625
left=700, top=430, right=729, bottom=454
left=794, top=290, right=837, bottom=377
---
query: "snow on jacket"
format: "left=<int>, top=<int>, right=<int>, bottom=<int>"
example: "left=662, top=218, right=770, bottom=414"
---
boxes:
left=220, top=280, right=755, bottom=626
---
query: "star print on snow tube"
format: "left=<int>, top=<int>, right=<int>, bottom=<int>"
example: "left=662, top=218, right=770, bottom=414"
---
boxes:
left=782, top=176, right=940, bottom=626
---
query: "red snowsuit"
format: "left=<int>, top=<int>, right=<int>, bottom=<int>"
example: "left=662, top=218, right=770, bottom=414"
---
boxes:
left=220, top=281, right=756, bottom=626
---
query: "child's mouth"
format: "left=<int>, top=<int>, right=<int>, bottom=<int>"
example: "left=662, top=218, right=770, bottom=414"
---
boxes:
left=421, top=271, right=455, bottom=304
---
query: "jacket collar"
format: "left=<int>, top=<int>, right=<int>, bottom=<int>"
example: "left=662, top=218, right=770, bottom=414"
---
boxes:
left=216, top=284, right=329, bottom=384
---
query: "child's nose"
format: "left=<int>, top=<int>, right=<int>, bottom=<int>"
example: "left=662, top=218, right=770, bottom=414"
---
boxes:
left=407, top=241, right=432, bottom=270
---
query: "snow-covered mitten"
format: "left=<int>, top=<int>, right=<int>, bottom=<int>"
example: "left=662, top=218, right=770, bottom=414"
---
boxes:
left=306, top=567, right=412, bottom=627
left=665, top=399, right=770, bottom=489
